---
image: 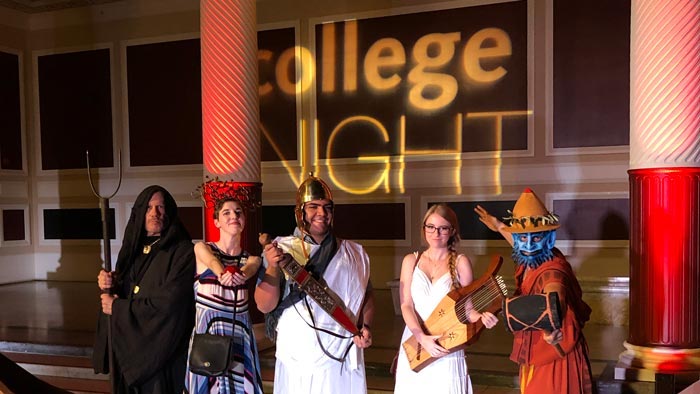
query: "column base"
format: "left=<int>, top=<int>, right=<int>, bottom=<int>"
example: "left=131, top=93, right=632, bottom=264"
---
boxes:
left=616, top=341, right=700, bottom=379
left=613, top=364, right=700, bottom=394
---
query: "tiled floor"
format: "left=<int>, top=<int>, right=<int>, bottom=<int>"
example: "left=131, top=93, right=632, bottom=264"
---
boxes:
left=0, top=281, right=631, bottom=393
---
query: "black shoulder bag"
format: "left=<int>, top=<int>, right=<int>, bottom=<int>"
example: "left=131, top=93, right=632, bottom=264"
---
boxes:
left=189, top=331, right=232, bottom=377
left=189, top=280, right=238, bottom=377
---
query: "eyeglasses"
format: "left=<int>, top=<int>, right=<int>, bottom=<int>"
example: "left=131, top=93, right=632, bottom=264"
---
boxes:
left=424, top=224, right=452, bottom=235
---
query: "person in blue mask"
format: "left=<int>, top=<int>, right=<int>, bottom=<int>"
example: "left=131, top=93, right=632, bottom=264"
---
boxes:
left=475, top=188, right=594, bottom=394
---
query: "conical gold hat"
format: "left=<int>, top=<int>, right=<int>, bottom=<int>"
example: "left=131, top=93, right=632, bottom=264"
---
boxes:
left=502, top=188, right=560, bottom=233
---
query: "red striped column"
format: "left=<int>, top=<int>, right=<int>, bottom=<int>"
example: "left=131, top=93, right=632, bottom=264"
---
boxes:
left=619, top=0, right=700, bottom=373
left=201, top=0, right=260, bottom=179
left=200, top=0, right=262, bottom=251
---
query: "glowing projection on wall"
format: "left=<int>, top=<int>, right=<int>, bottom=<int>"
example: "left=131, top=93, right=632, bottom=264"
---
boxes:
left=257, top=1, right=528, bottom=194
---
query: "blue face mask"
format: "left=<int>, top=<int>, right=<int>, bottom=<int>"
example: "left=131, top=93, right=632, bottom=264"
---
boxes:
left=511, top=231, right=556, bottom=268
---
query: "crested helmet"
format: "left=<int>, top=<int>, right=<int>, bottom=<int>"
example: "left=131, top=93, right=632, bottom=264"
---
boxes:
left=295, top=173, right=334, bottom=234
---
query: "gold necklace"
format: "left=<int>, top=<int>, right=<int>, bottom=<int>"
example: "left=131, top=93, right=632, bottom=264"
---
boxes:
left=426, top=252, right=443, bottom=280
left=143, top=238, right=161, bottom=254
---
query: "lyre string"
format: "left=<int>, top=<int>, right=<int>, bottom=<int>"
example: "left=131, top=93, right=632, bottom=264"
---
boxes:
left=458, top=285, right=506, bottom=318
left=455, top=287, right=501, bottom=320
left=457, top=281, right=500, bottom=309
left=453, top=277, right=507, bottom=322
left=460, top=276, right=507, bottom=309
left=464, top=281, right=505, bottom=310
left=454, top=279, right=505, bottom=308
left=455, top=290, right=500, bottom=321
left=468, top=280, right=505, bottom=308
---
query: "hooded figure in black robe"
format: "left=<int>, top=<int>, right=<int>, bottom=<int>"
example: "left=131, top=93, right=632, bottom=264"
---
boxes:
left=93, top=185, right=195, bottom=393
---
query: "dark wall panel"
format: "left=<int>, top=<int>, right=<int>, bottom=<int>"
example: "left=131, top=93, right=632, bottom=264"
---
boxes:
left=554, top=198, right=629, bottom=240
left=553, top=0, right=630, bottom=148
left=262, top=203, right=405, bottom=241
left=127, top=39, right=202, bottom=166
left=434, top=200, right=517, bottom=240
left=2, top=209, right=25, bottom=241
left=0, top=51, right=22, bottom=170
left=38, top=49, right=113, bottom=170
left=334, top=203, right=405, bottom=240
left=43, top=208, right=116, bottom=240
left=438, top=198, right=629, bottom=241
left=262, top=205, right=296, bottom=240
left=42, top=207, right=204, bottom=241
left=179, top=206, right=203, bottom=240
left=258, top=28, right=299, bottom=162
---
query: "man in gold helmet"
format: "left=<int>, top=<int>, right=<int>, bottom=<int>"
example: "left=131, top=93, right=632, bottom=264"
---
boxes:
left=475, top=188, right=594, bottom=394
left=255, top=174, right=374, bottom=394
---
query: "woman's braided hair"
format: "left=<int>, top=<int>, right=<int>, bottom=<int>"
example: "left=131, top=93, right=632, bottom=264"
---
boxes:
left=447, top=239, right=459, bottom=290
left=422, top=203, right=461, bottom=290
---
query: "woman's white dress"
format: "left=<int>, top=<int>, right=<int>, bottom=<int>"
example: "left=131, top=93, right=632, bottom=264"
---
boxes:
left=394, top=264, right=473, bottom=394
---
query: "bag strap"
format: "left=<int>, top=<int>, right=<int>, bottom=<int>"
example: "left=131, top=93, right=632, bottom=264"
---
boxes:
left=203, top=259, right=243, bottom=339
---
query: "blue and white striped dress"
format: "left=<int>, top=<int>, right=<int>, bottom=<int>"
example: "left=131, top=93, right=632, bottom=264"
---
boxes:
left=186, top=243, right=263, bottom=394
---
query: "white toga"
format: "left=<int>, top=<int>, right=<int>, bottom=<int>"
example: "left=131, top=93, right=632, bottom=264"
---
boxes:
left=268, top=235, right=371, bottom=394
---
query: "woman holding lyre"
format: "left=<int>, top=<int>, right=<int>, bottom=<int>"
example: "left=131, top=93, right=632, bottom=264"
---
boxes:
left=185, top=195, right=263, bottom=394
left=394, top=203, right=498, bottom=394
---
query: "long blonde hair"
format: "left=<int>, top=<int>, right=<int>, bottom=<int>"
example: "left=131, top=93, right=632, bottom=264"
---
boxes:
left=422, top=203, right=461, bottom=289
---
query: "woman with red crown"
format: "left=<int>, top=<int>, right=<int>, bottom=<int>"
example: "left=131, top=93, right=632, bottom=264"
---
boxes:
left=186, top=186, right=263, bottom=394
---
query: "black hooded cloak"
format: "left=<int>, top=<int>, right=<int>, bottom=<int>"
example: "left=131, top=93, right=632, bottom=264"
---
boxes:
left=92, top=185, right=195, bottom=393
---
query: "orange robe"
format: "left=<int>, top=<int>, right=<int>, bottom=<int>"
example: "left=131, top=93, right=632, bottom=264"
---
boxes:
left=510, top=249, right=595, bottom=394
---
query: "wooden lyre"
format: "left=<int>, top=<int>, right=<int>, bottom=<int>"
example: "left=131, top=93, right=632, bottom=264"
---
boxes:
left=401, top=255, right=508, bottom=372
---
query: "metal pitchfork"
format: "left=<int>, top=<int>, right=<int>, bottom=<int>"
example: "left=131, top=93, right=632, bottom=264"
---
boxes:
left=86, top=150, right=122, bottom=394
